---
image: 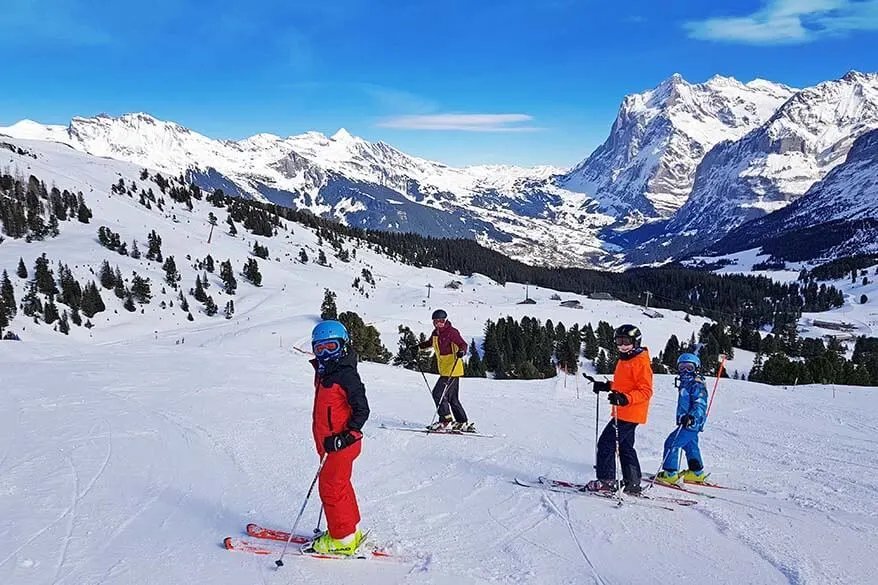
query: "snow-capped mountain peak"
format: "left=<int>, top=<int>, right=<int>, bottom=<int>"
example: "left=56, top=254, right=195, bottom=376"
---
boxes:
left=560, top=73, right=796, bottom=221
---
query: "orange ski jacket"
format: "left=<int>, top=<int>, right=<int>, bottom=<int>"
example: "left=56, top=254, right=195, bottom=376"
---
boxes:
left=610, top=348, right=653, bottom=424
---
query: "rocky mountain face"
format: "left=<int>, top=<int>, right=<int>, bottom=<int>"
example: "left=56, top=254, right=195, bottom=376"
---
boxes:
left=559, top=74, right=795, bottom=224
left=708, top=128, right=878, bottom=261
left=624, top=71, right=878, bottom=266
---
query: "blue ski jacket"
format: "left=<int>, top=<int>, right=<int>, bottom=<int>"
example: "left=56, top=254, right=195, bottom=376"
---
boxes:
left=676, top=373, right=708, bottom=432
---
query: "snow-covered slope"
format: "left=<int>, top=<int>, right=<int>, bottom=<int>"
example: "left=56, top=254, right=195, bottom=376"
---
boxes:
left=627, top=71, right=878, bottom=265
left=708, top=128, right=878, bottom=261
left=2, top=134, right=878, bottom=585
left=1, top=114, right=610, bottom=268
left=560, top=74, right=795, bottom=222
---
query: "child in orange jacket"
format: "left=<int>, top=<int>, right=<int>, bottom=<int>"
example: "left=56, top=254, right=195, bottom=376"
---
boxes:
left=586, top=324, right=653, bottom=495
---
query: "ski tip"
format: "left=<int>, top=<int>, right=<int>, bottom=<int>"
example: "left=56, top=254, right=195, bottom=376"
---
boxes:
left=245, top=522, right=258, bottom=532
left=223, top=537, right=234, bottom=550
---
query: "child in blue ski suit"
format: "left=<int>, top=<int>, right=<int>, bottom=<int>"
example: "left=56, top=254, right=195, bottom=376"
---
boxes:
left=655, top=353, right=709, bottom=484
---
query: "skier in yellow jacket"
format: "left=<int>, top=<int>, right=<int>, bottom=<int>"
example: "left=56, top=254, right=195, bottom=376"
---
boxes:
left=417, top=309, right=473, bottom=432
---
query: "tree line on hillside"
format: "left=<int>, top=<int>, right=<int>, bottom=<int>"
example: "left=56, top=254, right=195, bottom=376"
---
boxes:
left=0, top=173, right=93, bottom=242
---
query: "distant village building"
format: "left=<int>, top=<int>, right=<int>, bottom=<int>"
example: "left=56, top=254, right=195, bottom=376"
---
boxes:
left=560, top=300, right=583, bottom=309
left=517, top=298, right=537, bottom=304
left=444, top=280, right=463, bottom=290
left=812, top=319, right=857, bottom=331
left=641, top=308, right=665, bottom=318
left=588, top=292, right=615, bottom=301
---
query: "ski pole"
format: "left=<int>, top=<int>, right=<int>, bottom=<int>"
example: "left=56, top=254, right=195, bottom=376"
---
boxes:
left=414, top=352, right=434, bottom=395
left=612, top=403, right=622, bottom=499
left=705, top=354, right=727, bottom=421
left=275, top=453, right=328, bottom=568
left=594, top=389, right=600, bottom=470
left=314, top=504, right=324, bottom=535
left=427, top=356, right=460, bottom=430
left=645, top=424, right=684, bottom=492
left=581, top=373, right=602, bottom=470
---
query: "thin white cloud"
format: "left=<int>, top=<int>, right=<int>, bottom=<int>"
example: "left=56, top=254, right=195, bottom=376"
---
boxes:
left=685, top=0, right=878, bottom=44
left=377, top=113, right=541, bottom=132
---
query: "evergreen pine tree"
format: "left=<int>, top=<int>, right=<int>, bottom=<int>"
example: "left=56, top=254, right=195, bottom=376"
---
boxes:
left=393, top=325, right=420, bottom=370
left=124, top=294, right=136, bottom=312
left=321, top=288, right=338, bottom=320
left=17, top=258, right=27, bottom=279
left=0, top=298, right=8, bottom=335
left=33, top=253, right=58, bottom=296
left=162, top=256, right=180, bottom=287
left=465, top=338, right=487, bottom=377
left=1, top=270, right=16, bottom=318
left=317, top=249, right=327, bottom=266
left=662, top=334, right=680, bottom=367
left=224, top=300, right=235, bottom=319
left=58, top=310, right=70, bottom=335
left=43, top=297, right=59, bottom=324
left=243, top=258, right=262, bottom=286
left=21, top=281, right=42, bottom=317
left=178, top=290, right=190, bottom=312
left=130, top=240, right=141, bottom=259
left=581, top=323, right=598, bottom=359
left=219, top=260, right=237, bottom=294
left=99, top=261, right=115, bottom=289
left=204, top=296, right=218, bottom=316
left=194, top=275, right=207, bottom=302
left=205, top=254, right=215, bottom=273
left=298, top=248, right=309, bottom=263
left=131, top=273, right=152, bottom=304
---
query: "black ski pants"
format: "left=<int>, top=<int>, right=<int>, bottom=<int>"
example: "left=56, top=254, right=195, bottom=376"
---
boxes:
left=432, top=376, right=468, bottom=422
left=595, top=419, right=641, bottom=487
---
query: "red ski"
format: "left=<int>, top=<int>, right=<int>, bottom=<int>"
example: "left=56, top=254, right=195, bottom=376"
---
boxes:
left=246, top=522, right=310, bottom=543
left=224, top=523, right=401, bottom=562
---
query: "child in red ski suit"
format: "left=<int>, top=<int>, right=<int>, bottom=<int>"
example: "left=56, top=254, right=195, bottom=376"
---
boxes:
left=308, top=320, right=370, bottom=555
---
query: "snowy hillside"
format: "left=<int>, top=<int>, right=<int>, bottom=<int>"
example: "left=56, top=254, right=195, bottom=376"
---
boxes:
left=3, top=287, right=877, bottom=584
left=3, top=130, right=878, bottom=584
left=560, top=73, right=795, bottom=222
left=0, top=115, right=609, bottom=269
left=626, top=71, right=878, bottom=265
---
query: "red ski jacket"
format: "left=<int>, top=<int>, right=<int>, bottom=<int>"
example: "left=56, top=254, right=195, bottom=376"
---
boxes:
left=311, top=351, right=370, bottom=456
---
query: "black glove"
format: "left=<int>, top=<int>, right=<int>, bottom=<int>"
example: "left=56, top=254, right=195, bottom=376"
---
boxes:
left=607, top=391, right=629, bottom=406
left=592, top=380, right=612, bottom=394
left=456, top=350, right=466, bottom=358
left=679, top=414, right=696, bottom=428
left=323, top=430, right=361, bottom=452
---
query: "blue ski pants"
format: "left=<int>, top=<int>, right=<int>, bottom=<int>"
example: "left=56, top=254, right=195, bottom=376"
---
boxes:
left=661, top=428, right=703, bottom=472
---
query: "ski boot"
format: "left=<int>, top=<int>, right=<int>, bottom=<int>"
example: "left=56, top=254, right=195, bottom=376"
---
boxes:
left=426, top=417, right=453, bottom=431
left=584, top=479, right=618, bottom=493
left=453, top=421, right=476, bottom=433
left=681, top=469, right=709, bottom=484
left=654, top=470, right=682, bottom=486
left=304, top=529, right=364, bottom=556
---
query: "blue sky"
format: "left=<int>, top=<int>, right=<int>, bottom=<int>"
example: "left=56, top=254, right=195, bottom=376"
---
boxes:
left=1, top=0, right=876, bottom=167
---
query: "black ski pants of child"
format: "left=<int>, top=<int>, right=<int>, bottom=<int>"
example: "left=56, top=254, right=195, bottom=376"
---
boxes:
left=595, top=419, right=641, bottom=488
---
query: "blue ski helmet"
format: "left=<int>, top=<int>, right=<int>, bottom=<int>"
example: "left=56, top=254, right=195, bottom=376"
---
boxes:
left=311, top=320, right=349, bottom=361
left=431, top=309, right=447, bottom=320
left=676, top=353, right=701, bottom=373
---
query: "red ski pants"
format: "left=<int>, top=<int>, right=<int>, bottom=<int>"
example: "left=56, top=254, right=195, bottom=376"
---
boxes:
left=318, top=441, right=361, bottom=539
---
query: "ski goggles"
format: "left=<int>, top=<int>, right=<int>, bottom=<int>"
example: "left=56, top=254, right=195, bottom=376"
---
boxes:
left=678, top=362, right=697, bottom=373
left=312, top=339, right=342, bottom=358
left=433, top=318, right=447, bottom=325
left=614, top=336, right=634, bottom=347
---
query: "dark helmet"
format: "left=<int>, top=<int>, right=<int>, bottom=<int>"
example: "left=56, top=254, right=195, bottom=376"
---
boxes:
left=613, top=324, right=642, bottom=347
left=431, top=309, right=448, bottom=320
